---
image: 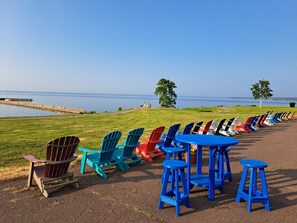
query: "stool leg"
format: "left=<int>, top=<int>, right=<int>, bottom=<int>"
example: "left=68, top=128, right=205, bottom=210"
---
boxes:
left=180, top=169, right=190, bottom=208
left=259, top=168, right=270, bottom=211
left=178, top=152, right=182, bottom=161
left=225, top=151, right=232, bottom=182
left=236, top=166, right=249, bottom=202
left=159, top=167, right=170, bottom=209
left=248, top=167, right=255, bottom=212
left=170, top=169, right=175, bottom=192
left=252, top=168, right=257, bottom=196
left=175, top=169, right=180, bottom=216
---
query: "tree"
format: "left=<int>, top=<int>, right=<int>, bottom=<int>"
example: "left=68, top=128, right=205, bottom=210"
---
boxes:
left=154, top=78, right=177, bottom=108
left=250, top=79, right=273, bottom=108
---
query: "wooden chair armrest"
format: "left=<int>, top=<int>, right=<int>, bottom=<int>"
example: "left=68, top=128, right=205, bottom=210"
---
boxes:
left=23, top=155, right=45, bottom=163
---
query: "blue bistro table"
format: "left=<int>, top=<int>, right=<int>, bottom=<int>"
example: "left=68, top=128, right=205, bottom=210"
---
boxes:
left=175, top=134, right=239, bottom=201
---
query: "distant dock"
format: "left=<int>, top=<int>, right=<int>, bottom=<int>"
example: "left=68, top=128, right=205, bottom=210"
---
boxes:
left=0, top=98, right=85, bottom=114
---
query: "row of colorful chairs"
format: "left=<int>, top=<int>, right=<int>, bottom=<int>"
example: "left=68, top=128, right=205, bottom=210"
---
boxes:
left=24, top=110, right=295, bottom=197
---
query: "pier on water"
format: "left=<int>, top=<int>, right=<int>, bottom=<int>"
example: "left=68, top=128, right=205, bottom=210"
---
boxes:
left=0, top=98, right=85, bottom=114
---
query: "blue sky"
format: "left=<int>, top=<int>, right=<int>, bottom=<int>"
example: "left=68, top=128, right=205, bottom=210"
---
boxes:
left=1, top=0, right=296, bottom=97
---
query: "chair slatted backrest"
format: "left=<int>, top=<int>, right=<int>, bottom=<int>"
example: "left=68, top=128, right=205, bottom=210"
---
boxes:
left=99, top=131, right=122, bottom=163
left=164, top=124, right=181, bottom=147
left=257, top=114, right=265, bottom=125
left=224, top=118, right=235, bottom=131
left=214, top=119, right=226, bottom=135
left=146, top=126, right=165, bottom=153
left=182, top=122, right=194, bottom=134
left=192, top=121, right=203, bottom=134
left=202, top=120, right=213, bottom=134
left=243, top=116, right=254, bottom=128
left=45, top=136, right=80, bottom=178
left=122, top=128, right=144, bottom=158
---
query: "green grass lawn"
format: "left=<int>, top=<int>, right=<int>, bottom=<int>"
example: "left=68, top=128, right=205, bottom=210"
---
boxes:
left=0, top=106, right=295, bottom=179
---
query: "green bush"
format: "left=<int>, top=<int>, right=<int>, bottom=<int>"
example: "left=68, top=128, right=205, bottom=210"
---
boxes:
left=289, top=102, right=295, bottom=107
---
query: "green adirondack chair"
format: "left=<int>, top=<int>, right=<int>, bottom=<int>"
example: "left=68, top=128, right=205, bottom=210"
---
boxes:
left=114, top=128, right=144, bottom=169
left=79, top=130, right=125, bottom=179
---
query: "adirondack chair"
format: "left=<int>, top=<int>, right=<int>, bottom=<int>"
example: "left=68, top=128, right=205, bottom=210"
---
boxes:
left=248, top=115, right=259, bottom=131
left=228, top=117, right=239, bottom=135
left=207, top=119, right=219, bottom=135
left=23, top=136, right=80, bottom=197
left=192, top=121, right=203, bottom=134
left=173, top=122, right=194, bottom=147
left=288, top=111, right=295, bottom=120
left=114, top=128, right=144, bottom=169
left=79, top=131, right=125, bottom=179
left=219, top=117, right=234, bottom=136
left=236, top=116, right=253, bottom=133
left=158, top=124, right=181, bottom=152
left=199, top=120, right=213, bottom=134
left=135, top=126, right=165, bottom=162
left=182, top=122, right=194, bottom=134
left=214, top=118, right=226, bottom=135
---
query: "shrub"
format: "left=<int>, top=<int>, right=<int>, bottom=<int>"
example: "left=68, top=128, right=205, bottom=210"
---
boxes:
left=289, top=102, right=295, bottom=107
left=118, top=107, right=122, bottom=111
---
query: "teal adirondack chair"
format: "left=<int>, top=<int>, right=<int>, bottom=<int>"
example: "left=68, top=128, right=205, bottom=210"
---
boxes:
left=79, top=130, right=125, bottom=179
left=114, top=128, right=144, bottom=169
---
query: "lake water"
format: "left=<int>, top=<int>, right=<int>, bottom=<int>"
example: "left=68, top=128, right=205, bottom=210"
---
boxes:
left=0, top=91, right=292, bottom=117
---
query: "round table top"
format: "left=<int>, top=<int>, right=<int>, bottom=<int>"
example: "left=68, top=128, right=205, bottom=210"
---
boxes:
left=175, top=134, right=239, bottom=147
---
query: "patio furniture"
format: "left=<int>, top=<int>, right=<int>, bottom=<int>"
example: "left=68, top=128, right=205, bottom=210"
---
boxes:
left=114, top=128, right=144, bottom=169
left=135, top=126, right=165, bottom=162
left=23, top=136, right=80, bottom=197
left=158, top=160, right=190, bottom=216
left=236, top=159, right=270, bottom=212
left=79, top=131, right=125, bottom=179
left=175, top=134, right=238, bottom=200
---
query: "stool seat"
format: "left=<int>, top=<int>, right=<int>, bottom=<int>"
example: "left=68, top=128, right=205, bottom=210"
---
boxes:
left=163, top=147, right=185, bottom=154
left=240, top=159, right=268, bottom=168
left=162, top=160, right=188, bottom=169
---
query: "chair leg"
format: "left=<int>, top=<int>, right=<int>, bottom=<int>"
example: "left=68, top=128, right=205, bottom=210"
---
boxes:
left=27, top=162, right=34, bottom=188
left=80, top=153, right=87, bottom=174
left=95, top=165, right=108, bottom=179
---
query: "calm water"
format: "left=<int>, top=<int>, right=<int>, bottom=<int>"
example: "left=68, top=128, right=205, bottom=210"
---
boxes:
left=0, top=91, right=292, bottom=117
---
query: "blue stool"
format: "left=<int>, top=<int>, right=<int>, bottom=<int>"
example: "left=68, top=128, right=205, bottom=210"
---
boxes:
left=159, top=160, right=190, bottom=216
left=162, top=147, right=185, bottom=183
left=236, top=159, right=270, bottom=212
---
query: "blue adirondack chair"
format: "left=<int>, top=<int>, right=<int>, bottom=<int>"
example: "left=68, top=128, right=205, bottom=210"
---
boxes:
left=158, top=123, right=181, bottom=152
left=114, top=128, right=144, bottom=169
left=173, top=122, right=194, bottom=147
left=79, top=130, right=125, bottom=179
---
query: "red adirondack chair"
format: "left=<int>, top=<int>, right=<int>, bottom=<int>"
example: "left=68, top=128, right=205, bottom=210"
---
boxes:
left=236, top=116, right=253, bottom=133
left=199, top=120, right=213, bottom=134
left=135, top=126, right=165, bottom=162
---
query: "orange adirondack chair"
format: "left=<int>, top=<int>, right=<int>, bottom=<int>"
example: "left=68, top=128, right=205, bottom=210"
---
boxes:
left=23, top=136, right=80, bottom=197
left=236, top=116, right=253, bottom=133
left=135, top=126, right=165, bottom=162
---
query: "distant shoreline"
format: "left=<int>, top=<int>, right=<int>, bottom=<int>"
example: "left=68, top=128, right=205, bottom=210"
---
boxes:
left=0, top=90, right=296, bottom=101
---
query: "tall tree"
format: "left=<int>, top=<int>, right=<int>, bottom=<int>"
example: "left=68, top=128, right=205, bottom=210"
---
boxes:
left=250, top=79, right=273, bottom=108
left=154, top=78, right=177, bottom=108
